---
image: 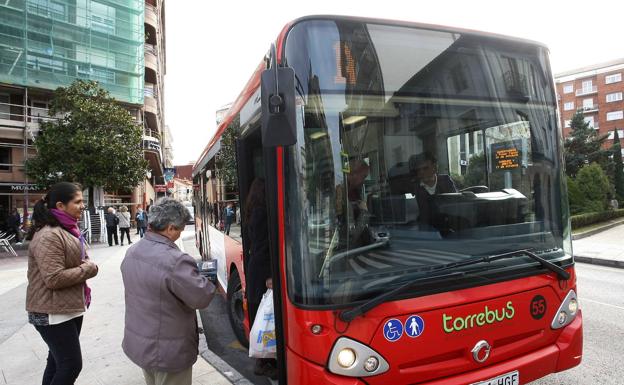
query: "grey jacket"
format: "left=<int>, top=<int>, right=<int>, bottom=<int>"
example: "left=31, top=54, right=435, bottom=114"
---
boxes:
left=120, top=231, right=215, bottom=372
left=116, top=212, right=131, bottom=228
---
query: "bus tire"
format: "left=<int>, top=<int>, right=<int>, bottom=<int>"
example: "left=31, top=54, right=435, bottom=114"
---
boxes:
left=227, top=271, right=249, bottom=348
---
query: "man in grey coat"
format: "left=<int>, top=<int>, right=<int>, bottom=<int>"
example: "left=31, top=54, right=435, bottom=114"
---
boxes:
left=121, top=198, right=215, bottom=385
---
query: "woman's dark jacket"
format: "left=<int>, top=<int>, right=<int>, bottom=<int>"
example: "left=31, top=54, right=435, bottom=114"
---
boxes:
left=244, top=206, right=271, bottom=305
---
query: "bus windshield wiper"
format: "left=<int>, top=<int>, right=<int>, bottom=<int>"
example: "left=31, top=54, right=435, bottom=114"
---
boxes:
left=339, top=249, right=569, bottom=322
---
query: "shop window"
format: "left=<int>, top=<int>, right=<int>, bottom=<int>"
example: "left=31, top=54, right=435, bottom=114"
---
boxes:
left=0, top=147, right=11, bottom=171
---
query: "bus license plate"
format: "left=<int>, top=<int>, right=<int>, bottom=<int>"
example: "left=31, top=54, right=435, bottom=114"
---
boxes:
left=471, top=370, right=519, bottom=385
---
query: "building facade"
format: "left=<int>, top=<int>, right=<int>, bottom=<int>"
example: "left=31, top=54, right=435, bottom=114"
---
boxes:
left=0, top=0, right=168, bottom=224
left=172, top=177, right=192, bottom=202
left=555, top=58, right=624, bottom=157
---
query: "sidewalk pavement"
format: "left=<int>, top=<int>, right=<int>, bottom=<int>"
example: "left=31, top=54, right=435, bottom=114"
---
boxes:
left=0, top=235, right=235, bottom=385
left=572, top=223, right=624, bottom=269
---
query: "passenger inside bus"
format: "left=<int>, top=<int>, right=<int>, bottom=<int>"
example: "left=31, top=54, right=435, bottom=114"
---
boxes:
left=242, top=178, right=277, bottom=379
left=337, top=159, right=372, bottom=248
left=410, top=151, right=457, bottom=231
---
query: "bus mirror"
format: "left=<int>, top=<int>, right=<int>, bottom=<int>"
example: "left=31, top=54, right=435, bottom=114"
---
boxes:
left=261, top=66, right=297, bottom=147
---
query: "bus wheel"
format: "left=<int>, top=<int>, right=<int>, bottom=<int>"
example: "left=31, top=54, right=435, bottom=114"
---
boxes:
left=227, top=271, right=249, bottom=348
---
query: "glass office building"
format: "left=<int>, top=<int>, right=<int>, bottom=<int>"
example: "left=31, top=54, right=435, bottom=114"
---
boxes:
left=0, top=0, right=144, bottom=104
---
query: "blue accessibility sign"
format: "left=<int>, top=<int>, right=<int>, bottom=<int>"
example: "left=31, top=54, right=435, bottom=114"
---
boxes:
left=383, top=318, right=403, bottom=342
left=404, top=315, right=425, bottom=338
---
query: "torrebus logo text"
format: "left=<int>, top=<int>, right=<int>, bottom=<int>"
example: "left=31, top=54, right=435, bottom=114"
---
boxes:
left=443, top=302, right=515, bottom=333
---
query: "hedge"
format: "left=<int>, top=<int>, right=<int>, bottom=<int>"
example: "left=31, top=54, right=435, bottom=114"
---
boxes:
left=570, top=209, right=624, bottom=229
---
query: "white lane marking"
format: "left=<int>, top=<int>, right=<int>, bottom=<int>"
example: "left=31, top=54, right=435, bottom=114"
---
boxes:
left=582, top=298, right=624, bottom=311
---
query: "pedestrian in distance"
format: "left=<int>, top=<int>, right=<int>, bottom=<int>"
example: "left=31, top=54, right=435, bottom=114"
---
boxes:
left=104, top=207, right=119, bottom=246
left=7, top=207, right=22, bottom=245
left=25, top=182, right=98, bottom=385
left=117, top=205, right=132, bottom=246
left=135, top=205, right=141, bottom=235
left=121, top=198, right=215, bottom=385
left=135, top=207, right=148, bottom=238
left=223, top=202, right=235, bottom=235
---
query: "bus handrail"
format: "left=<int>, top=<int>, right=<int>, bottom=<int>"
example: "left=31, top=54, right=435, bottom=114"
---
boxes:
left=319, top=238, right=389, bottom=278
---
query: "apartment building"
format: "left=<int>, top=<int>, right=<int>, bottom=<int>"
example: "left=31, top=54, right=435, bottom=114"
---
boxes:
left=555, top=58, right=624, bottom=156
left=0, top=0, right=169, bottom=222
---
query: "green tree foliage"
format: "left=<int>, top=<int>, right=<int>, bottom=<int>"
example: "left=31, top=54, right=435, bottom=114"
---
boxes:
left=567, top=163, right=611, bottom=213
left=26, top=80, right=148, bottom=192
left=566, top=176, right=584, bottom=215
left=464, top=153, right=487, bottom=187
left=216, top=116, right=239, bottom=197
left=564, top=110, right=609, bottom=177
left=611, top=129, right=624, bottom=202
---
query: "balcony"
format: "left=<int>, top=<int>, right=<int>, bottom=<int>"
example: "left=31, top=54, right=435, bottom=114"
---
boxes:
left=145, top=3, right=158, bottom=29
left=143, top=128, right=163, bottom=177
left=576, top=86, right=597, bottom=96
left=144, top=83, right=158, bottom=115
left=0, top=99, right=57, bottom=139
left=143, top=128, right=160, bottom=141
left=580, top=105, right=599, bottom=113
left=145, top=44, right=158, bottom=72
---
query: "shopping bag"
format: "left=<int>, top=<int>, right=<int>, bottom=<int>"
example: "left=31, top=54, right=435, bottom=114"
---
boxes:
left=249, top=289, right=277, bottom=358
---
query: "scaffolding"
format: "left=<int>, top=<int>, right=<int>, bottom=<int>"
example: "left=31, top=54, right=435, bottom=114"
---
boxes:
left=0, top=0, right=144, bottom=105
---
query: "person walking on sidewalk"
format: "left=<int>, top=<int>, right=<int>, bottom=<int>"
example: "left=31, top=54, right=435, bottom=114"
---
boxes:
left=121, top=198, right=215, bottom=385
left=25, top=182, right=99, bottom=385
left=117, top=205, right=132, bottom=246
left=104, top=207, right=119, bottom=246
left=135, top=207, right=148, bottom=238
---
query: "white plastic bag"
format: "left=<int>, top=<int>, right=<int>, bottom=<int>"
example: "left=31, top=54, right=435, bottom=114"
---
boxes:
left=249, top=289, right=277, bottom=358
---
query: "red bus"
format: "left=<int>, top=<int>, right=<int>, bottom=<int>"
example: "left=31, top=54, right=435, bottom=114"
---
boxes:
left=193, top=15, right=582, bottom=385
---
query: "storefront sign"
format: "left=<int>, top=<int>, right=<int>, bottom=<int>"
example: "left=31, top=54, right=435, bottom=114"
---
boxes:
left=0, top=183, right=45, bottom=194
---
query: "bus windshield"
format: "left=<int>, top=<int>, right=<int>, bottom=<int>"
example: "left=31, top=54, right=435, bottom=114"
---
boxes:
left=283, top=19, right=571, bottom=307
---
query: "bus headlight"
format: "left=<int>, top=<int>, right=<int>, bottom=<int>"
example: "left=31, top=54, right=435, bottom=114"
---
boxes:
left=568, top=298, right=578, bottom=314
left=557, top=311, right=567, bottom=325
left=328, top=337, right=389, bottom=377
left=364, top=356, right=380, bottom=372
left=337, top=348, right=356, bottom=368
left=551, top=290, right=579, bottom=329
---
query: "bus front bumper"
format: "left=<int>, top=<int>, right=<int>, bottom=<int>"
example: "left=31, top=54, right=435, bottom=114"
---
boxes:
left=286, top=312, right=582, bottom=385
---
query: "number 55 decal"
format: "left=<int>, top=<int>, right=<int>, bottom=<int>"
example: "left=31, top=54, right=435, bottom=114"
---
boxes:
left=530, top=295, right=547, bottom=320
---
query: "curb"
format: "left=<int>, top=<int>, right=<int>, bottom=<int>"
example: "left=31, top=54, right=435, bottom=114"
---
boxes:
left=572, top=219, right=624, bottom=240
left=199, top=348, right=254, bottom=385
left=574, top=256, right=624, bottom=269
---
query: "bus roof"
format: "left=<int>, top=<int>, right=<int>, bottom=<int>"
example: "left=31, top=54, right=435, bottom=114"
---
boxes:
left=192, top=15, right=548, bottom=177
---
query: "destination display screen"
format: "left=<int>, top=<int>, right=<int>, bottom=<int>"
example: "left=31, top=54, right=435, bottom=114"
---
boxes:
left=491, top=141, right=521, bottom=171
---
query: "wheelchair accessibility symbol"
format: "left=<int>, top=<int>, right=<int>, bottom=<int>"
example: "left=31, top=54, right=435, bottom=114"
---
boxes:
left=404, top=315, right=425, bottom=338
left=383, top=318, right=403, bottom=342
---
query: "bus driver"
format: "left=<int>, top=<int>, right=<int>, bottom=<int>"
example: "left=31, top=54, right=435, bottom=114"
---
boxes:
left=410, top=152, right=457, bottom=230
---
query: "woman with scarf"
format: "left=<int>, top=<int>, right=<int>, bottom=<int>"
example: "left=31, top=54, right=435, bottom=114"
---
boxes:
left=25, top=182, right=98, bottom=385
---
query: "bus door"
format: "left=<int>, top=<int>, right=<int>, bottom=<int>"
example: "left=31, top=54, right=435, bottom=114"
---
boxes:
left=236, top=118, right=291, bottom=383
left=235, top=129, right=265, bottom=292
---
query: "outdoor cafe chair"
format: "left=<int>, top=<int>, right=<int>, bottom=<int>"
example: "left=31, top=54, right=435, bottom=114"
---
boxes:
left=0, top=233, right=17, bottom=257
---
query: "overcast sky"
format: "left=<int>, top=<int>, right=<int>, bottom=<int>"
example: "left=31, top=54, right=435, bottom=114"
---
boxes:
left=164, top=0, right=624, bottom=165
